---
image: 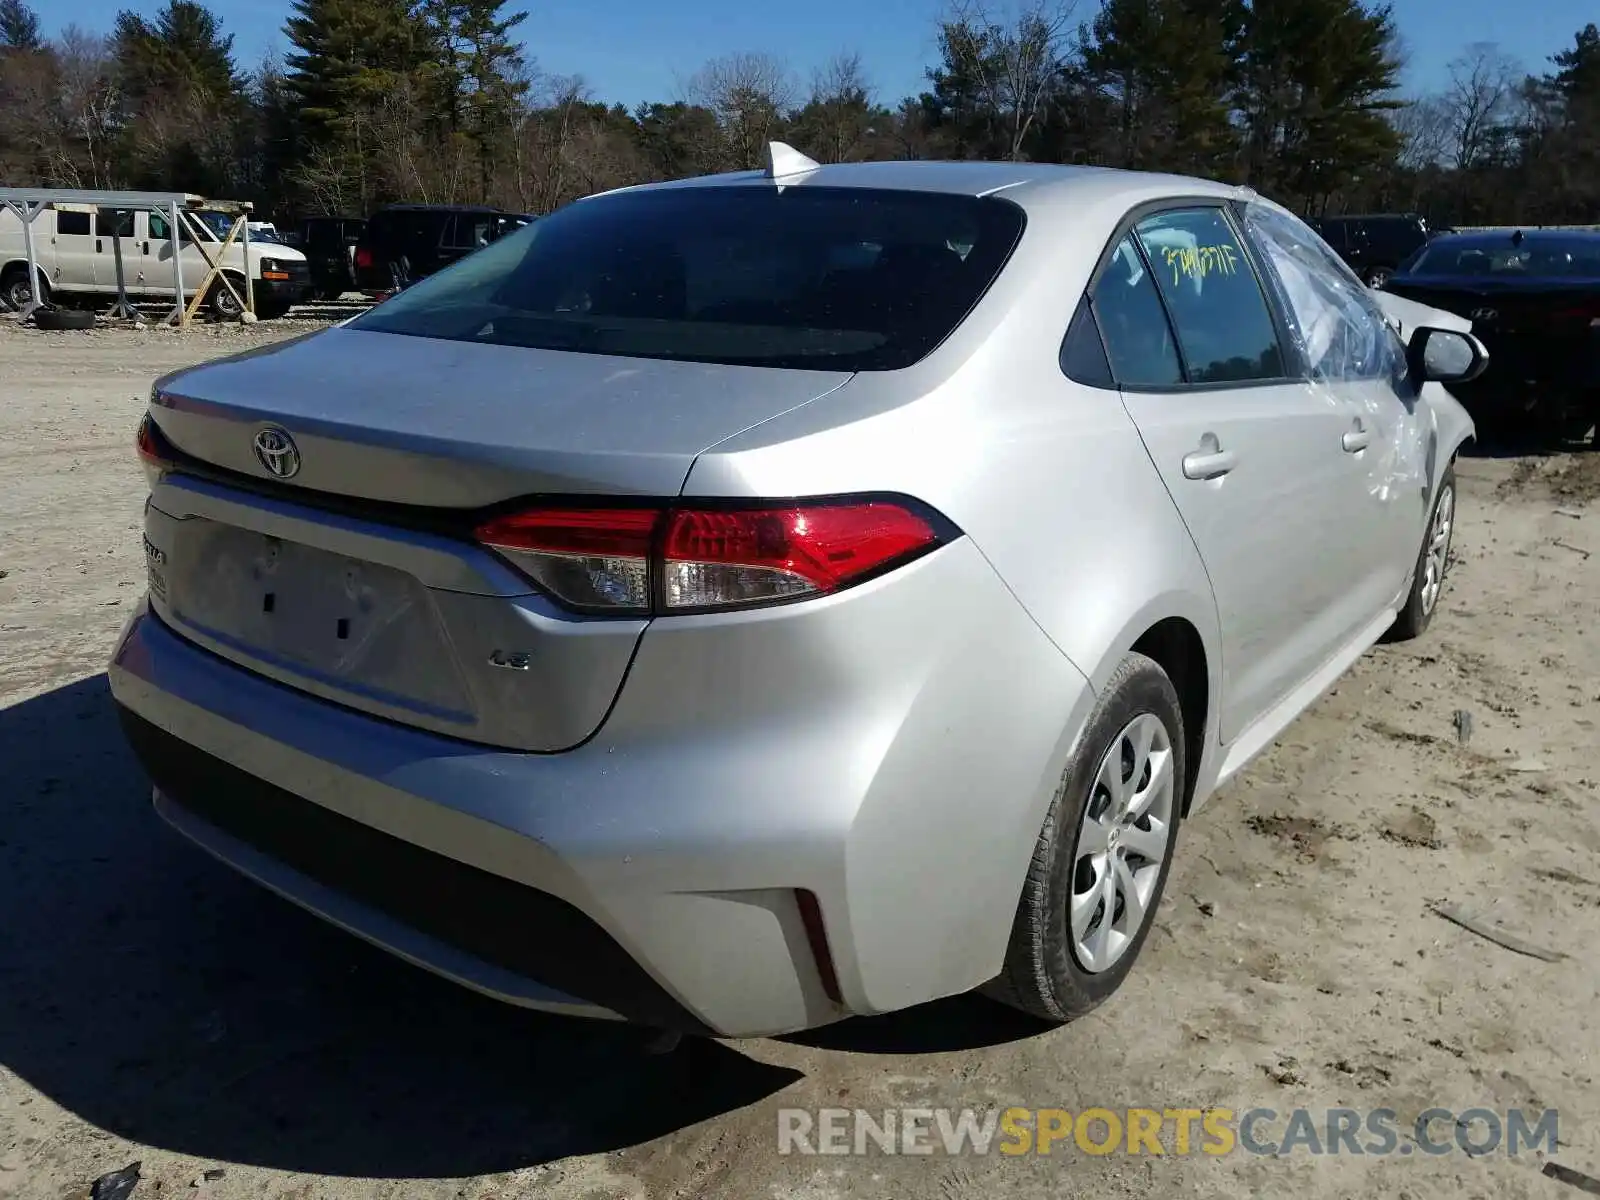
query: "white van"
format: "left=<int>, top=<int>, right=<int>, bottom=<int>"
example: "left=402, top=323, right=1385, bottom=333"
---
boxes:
left=0, top=205, right=313, bottom=318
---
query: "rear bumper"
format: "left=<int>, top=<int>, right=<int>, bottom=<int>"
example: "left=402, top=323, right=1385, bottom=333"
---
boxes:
left=108, top=537, right=1095, bottom=1037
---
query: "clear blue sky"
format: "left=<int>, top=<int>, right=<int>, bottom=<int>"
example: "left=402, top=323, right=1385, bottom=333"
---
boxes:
left=41, top=0, right=1597, bottom=110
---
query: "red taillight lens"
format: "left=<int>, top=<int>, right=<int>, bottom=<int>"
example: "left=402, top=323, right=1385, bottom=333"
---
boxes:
left=475, top=507, right=659, bottom=614
left=475, top=498, right=949, bottom=615
left=136, top=412, right=170, bottom=468
left=354, top=246, right=374, bottom=269
left=662, top=502, right=940, bottom=610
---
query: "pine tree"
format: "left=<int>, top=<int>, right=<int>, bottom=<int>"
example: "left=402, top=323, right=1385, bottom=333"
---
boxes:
left=1234, top=0, right=1402, bottom=206
left=283, top=0, right=427, bottom=145
left=1081, top=0, right=1242, bottom=176
left=114, top=0, right=243, bottom=109
left=0, top=0, right=42, bottom=52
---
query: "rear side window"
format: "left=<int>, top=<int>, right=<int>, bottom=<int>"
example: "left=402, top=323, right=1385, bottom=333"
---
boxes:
left=1090, top=235, right=1183, bottom=388
left=351, top=186, right=1027, bottom=371
left=1134, top=208, right=1285, bottom=384
left=96, top=210, right=133, bottom=237
left=56, top=211, right=91, bottom=236
left=368, top=212, right=444, bottom=256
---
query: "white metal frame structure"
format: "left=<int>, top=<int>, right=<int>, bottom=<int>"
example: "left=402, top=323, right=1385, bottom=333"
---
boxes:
left=0, top=187, right=256, bottom=327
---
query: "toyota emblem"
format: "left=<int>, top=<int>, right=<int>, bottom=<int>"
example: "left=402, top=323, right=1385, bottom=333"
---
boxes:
left=252, top=425, right=301, bottom=478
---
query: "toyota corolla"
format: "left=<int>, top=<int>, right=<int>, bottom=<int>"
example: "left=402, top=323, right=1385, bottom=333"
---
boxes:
left=110, top=148, right=1484, bottom=1037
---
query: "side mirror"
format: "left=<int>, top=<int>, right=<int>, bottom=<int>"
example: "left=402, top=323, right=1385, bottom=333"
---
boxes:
left=1407, top=326, right=1489, bottom=386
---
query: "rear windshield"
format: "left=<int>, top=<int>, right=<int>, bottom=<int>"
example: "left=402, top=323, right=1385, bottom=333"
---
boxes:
left=1409, top=237, right=1600, bottom=277
left=350, top=186, right=1027, bottom=371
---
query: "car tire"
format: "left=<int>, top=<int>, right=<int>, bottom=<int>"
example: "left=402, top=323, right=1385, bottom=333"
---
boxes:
left=985, top=651, right=1185, bottom=1023
left=2, top=265, right=48, bottom=311
left=1386, top=464, right=1456, bottom=642
left=208, top=275, right=248, bottom=320
left=33, top=306, right=98, bottom=331
left=1363, top=266, right=1392, bottom=289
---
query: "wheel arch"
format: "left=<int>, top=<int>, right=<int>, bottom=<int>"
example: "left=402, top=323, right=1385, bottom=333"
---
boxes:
left=1083, top=591, right=1222, bottom=817
left=1130, top=617, right=1209, bottom=816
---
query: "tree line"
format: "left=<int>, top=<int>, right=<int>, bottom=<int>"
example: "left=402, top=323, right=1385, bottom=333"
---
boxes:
left=1, top=0, right=1596, bottom=226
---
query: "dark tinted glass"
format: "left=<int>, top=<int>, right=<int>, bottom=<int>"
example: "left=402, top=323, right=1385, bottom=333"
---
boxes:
left=368, top=211, right=447, bottom=256
left=95, top=210, right=133, bottom=237
left=1059, top=295, right=1113, bottom=388
left=353, top=187, right=1026, bottom=371
left=56, top=211, right=90, bottom=236
left=1089, top=236, right=1183, bottom=387
left=1135, top=208, right=1285, bottom=384
left=1410, top=237, right=1600, bottom=276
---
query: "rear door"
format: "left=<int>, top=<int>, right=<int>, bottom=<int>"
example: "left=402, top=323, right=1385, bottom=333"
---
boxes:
left=1107, top=204, right=1374, bottom=742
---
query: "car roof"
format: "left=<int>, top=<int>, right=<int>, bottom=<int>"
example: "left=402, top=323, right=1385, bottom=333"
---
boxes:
left=1423, top=228, right=1600, bottom=251
left=374, top=203, right=506, bottom=214
left=586, top=159, right=1252, bottom=217
left=1316, top=213, right=1421, bottom=222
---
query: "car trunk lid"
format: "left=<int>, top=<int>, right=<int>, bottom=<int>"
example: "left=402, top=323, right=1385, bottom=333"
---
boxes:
left=152, top=326, right=853, bottom=505
left=141, top=328, right=853, bottom=750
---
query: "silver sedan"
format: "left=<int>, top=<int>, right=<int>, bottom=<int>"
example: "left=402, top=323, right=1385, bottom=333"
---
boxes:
left=110, top=148, right=1483, bottom=1037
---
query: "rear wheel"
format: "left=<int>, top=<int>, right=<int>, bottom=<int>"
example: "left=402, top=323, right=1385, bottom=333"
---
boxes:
left=986, top=652, right=1185, bottom=1022
left=1387, top=464, right=1455, bottom=641
left=1363, top=265, right=1392, bottom=289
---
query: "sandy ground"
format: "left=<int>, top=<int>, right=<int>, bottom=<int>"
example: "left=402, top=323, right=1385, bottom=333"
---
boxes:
left=1, top=318, right=1597, bottom=1200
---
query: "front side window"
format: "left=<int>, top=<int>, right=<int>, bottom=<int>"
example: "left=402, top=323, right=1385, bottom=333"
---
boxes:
left=1089, top=235, right=1183, bottom=388
left=1244, top=203, right=1400, bottom=383
left=351, top=186, right=1026, bottom=372
left=1134, top=208, right=1286, bottom=384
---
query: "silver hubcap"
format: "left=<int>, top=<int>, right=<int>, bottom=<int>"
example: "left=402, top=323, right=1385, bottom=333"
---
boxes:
left=1071, top=712, right=1176, bottom=974
left=1420, top=484, right=1454, bottom=615
left=216, top=288, right=241, bottom=317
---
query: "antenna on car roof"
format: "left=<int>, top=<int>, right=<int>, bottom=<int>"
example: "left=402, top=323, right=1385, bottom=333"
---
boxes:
left=765, top=141, right=821, bottom=186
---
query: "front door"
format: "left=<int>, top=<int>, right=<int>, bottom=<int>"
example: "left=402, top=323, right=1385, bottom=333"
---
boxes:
left=1099, top=205, right=1371, bottom=742
left=50, top=208, right=100, bottom=292
left=1240, top=202, right=1430, bottom=610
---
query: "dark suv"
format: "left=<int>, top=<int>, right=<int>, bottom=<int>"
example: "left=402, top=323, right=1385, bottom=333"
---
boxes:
left=352, top=205, right=533, bottom=293
left=1305, top=214, right=1450, bottom=288
left=283, top=216, right=366, bottom=300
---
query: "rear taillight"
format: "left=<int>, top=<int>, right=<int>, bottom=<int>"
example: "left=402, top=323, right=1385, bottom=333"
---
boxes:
left=476, top=507, right=657, bottom=614
left=136, top=412, right=171, bottom=469
left=354, top=245, right=374, bottom=270
left=475, top=498, right=952, bottom=616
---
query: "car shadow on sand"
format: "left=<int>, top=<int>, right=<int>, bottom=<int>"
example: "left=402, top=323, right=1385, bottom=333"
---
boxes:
left=0, top=674, right=803, bottom=1180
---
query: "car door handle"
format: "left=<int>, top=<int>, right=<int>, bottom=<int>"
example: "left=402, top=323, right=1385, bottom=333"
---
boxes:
left=1342, top=422, right=1372, bottom=453
left=1181, top=448, right=1238, bottom=480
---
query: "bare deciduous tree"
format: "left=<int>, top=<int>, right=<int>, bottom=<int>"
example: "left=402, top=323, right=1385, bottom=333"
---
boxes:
left=941, top=0, right=1074, bottom=160
left=1442, top=42, right=1522, bottom=169
left=686, top=51, right=797, bottom=169
left=1391, top=95, right=1452, bottom=170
